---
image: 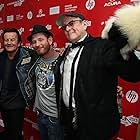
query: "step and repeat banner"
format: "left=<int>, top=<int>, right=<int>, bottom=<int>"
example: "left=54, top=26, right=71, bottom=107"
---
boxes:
left=0, top=0, right=140, bottom=140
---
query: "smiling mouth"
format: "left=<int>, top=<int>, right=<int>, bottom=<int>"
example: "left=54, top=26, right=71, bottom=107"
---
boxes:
left=6, top=45, right=13, bottom=48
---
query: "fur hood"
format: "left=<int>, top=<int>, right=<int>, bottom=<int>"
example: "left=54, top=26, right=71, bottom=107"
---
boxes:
left=102, top=3, right=140, bottom=60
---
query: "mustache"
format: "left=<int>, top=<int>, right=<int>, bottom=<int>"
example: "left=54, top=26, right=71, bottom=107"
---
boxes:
left=5, top=45, right=13, bottom=47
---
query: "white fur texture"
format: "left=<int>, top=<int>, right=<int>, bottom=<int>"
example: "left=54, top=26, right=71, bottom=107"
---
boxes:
left=114, top=3, right=140, bottom=49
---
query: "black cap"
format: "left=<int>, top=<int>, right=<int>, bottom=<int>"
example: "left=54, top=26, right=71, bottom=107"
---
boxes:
left=27, top=25, right=53, bottom=42
left=56, top=12, right=85, bottom=27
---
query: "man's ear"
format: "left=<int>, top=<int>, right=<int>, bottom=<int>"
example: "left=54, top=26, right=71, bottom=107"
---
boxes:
left=83, top=20, right=88, bottom=30
left=48, top=36, right=53, bottom=45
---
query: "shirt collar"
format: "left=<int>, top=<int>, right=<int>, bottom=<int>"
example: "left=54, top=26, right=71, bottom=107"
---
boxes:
left=77, top=33, right=88, bottom=43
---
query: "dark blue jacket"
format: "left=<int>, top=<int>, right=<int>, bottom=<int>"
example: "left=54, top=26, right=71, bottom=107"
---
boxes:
left=0, top=47, right=39, bottom=105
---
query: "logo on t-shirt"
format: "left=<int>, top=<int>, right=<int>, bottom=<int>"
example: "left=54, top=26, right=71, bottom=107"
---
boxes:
left=36, top=62, right=55, bottom=90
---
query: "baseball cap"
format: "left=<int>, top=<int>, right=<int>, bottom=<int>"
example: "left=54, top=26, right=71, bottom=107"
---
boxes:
left=56, top=12, right=85, bottom=27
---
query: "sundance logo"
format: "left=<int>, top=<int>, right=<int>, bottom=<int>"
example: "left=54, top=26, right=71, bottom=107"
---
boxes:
left=7, top=0, right=24, bottom=7
left=104, top=0, right=121, bottom=7
left=86, top=0, right=95, bottom=10
left=14, top=0, right=24, bottom=7
left=126, top=90, right=139, bottom=103
left=27, top=11, right=33, bottom=20
left=16, top=14, right=24, bottom=20
left=36, top=9, right=45, bottom=18
left=121, top=115, right=139, bottom=127
left=64, top=4, right=77, bottom=12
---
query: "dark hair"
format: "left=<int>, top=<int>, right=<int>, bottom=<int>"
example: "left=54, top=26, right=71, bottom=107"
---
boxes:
left=2, top=28, right=22, bottom=43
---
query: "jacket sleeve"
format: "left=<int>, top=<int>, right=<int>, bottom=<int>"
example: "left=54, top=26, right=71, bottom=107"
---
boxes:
left=103, top=40, right=140, bottom=83
left=117, top=52, right=140, bottom=82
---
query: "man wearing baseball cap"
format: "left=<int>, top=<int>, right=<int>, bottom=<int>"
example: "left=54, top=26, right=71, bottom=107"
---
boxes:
left=55, top=11, right=140, bottom=140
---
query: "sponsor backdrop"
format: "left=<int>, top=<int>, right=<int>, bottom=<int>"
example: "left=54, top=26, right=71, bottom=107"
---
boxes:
left=0, top=0, right=140, bottom=140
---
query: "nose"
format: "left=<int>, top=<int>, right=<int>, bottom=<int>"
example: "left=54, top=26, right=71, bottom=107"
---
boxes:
left=32, top=41, right=40, bottom=50
left=7, top=40, right=12, bottom=44
left=36, top=41, right=40, bottom=47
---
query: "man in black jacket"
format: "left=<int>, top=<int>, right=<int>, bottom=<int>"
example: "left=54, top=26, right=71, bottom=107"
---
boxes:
left=0, top=28, right=38, bottom=140
left=55, top=11, right=140, bottom=140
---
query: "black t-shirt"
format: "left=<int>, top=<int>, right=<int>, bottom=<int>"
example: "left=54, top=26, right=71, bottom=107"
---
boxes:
left=0, top=50, right=26, bottom=109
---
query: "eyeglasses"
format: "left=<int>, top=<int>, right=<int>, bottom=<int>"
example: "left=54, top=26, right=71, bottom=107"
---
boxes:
left=60, top=20, right=82, bottom=30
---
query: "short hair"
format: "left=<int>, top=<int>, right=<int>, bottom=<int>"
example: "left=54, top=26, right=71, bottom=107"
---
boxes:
left=2, top=28, right=22, bottom=43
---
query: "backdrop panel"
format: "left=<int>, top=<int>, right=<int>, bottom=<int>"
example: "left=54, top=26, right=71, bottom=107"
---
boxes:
left=0, top=0, right=140, bottom=140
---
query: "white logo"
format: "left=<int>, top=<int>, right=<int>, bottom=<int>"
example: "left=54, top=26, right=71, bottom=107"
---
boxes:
left=104, top=0, right=121, bottom=7
left=27, top=11, right=33, bottom=20
left=126, top=90, right=139, bottom=103
left=64, top=4, right=78, bottom=12
left=0, top=4, right=4, bottom=11
left=86, top=0, right=95, bottom=10
left=14, top=0, right=24, bottom=7
left=7, top=15, right=14, bottom=22
left=121, top=115, right=139, bottom=126
left=16, top=14, right=24, bottom=20
left=7, top=0, right=24, bottom=7
left=49, top=6, right=60, bottom=15
left=36, top=9, right=45, bottom=18
left=18, top=27, right=24, bottom=35
left=45, top=24, right=52, bottom=30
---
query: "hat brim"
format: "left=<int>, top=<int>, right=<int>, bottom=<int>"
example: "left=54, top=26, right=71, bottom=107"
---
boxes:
left=56, top=12, right=85, bottom=27
left=56, top=14, right=67, bottom=27
left=27, top=30, right=53, bottom=42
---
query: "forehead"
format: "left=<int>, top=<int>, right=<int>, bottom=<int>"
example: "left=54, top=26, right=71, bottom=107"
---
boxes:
left=63, top=16, right=81, bottom=24
left=32, top=33, right=47, bottom=40
left=4, top=32, right=18, bottom=38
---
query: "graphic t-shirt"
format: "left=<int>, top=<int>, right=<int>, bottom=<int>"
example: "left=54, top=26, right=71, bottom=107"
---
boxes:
left=35, top=57, right=58, bottom=118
